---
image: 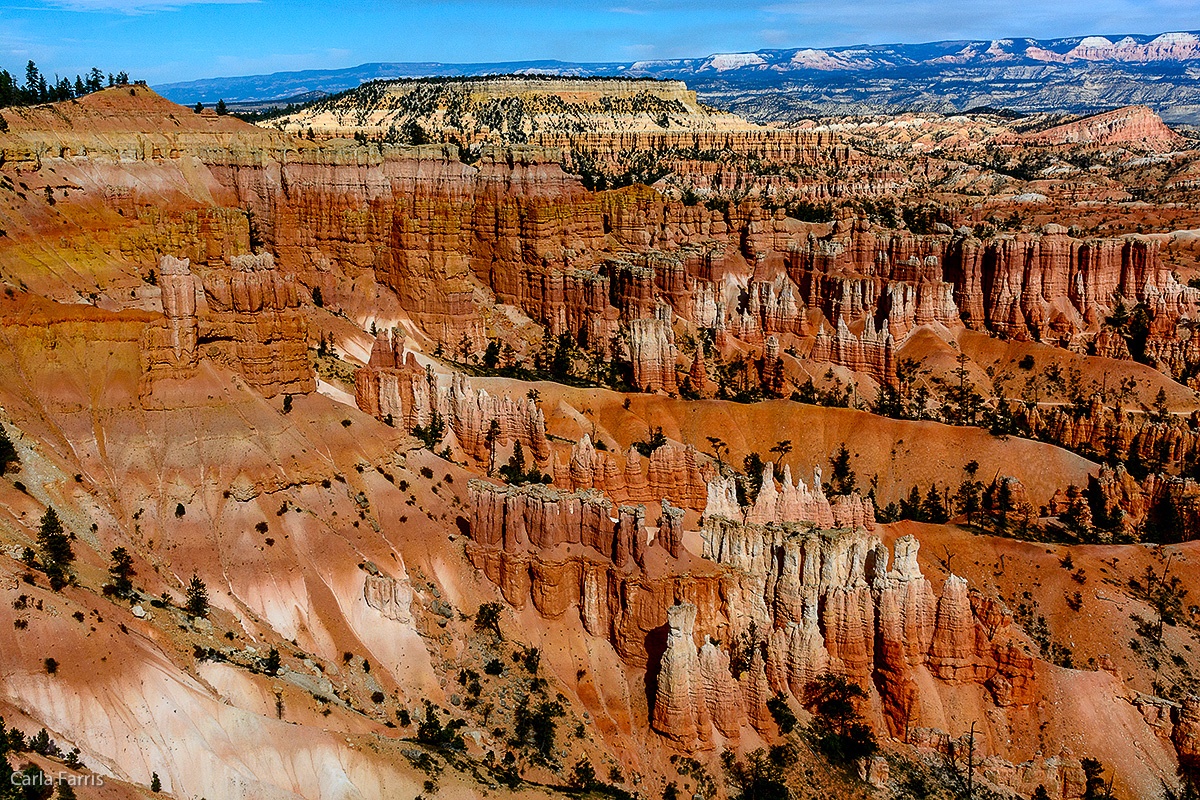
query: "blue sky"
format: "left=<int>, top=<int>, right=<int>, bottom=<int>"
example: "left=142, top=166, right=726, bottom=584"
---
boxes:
left=3, top=0, right=1200, bottom=84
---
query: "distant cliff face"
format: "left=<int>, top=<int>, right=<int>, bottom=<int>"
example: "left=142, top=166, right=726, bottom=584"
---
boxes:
left=159, top=30, right=1200, bottom=125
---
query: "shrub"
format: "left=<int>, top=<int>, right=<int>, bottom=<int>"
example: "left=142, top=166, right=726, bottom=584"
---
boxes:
left=475, top=602, right=503, bottom=638
left=416, top=701, right=466, bottom=750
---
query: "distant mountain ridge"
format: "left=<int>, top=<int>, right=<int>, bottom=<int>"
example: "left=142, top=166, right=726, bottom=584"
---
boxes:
left=156, top=30, right=1200, bottom=124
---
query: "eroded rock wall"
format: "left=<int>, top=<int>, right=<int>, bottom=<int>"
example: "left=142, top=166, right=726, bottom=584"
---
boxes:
left=141, top=254, right=315, bottom=398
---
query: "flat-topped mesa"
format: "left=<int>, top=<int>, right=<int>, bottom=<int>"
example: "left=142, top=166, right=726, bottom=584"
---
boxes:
left=446, top=372, right=550, bottom=464
left=809, top=316, right=896, bottom=386
left=140, top=254, right=315, bottom=399
left=557, top=434, right=712, bottom=509
left=1018, top=105, right=1185, bottom=151
left=704, top=462, right=877, bottom=530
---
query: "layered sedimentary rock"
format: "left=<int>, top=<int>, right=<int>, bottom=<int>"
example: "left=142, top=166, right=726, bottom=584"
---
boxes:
left=700, top=522, right=1035, bottom=739
left=200, top=253, right=315, bottom=397
left=653, top=603, right=746, bottom=746
left=628, top=305, right=679, bottom=392
left=354, top=331, right=435, bottom=429
left=1021, top=396, right=1200, bottom=469
left=658, top=500, right=685, bottom=558
left=356, top=337, right=550, bottom=462
left=1049, top=462, right=1200, bottom=542
left=809, top=317, right=896, bottom=384
left=787, top=221, right=1197, bottom=351
left=141, top=254, right=315, bottom=399
left=1173, top=695, right=1200, bottom=775
left=467, top=470, right=1034, bottom=747
left=1019, top=105, right=1185, bottom=151
left=652, top=603, right=709, bottom=746
left=705, top=463, right=877, bottom=530
left=555, top=435, right=712, bottom=509
left=445, top=372, right=550, bottom=463
left=140, top=255, right=200, bottom=390
left=465, top=480, right=714, bottom=666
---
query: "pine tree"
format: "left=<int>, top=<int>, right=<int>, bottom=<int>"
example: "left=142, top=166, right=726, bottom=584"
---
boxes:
left=955, top=479, right=982, bottom=526
left=194, top=102, right=203, bottom=114
left=24, top=61, right=40, bottom=101
left=150, top=772, right=161, bottom=792
left=900, top=486, right=923, bottom=521
left=0, top=424, right=18, bottom=475
left=38, top=507, right=74, bottom=588
left=0, top=717, right=12, bottom=795
left=215, top=99, right=227, bottom=115
left=265, top=647, right=281, bottom=676
left=185, top=574, right=209, bottom=618
left=828, top=444, right=856, bottom=496
left=922, top=484, right=948, bottom=523
left=1152, top=388, right=1171, bottom=423
left=57, top=778, right=77, bottom=800
left=108, top=546, right=135, bottom=596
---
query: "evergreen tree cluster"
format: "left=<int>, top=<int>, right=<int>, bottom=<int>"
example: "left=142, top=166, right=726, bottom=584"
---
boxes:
left=875, top=484, right=950, bottom=524
left=0, top=717, right=86, bottom=800
left=0, top=62, right=133, bottom=108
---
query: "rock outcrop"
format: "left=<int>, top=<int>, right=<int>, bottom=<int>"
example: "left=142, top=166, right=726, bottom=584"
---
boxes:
left=140, top=255, right=200, bottom=391
left=652, top=603, right=709, bottom=747
left=628, top=305, right=679, bottom=393
left=705, top=463, right=877, bottom=530
left=446, top=372, right=550, bottom=463
left=555, top=435, right=712, bottom=510
left=1173, top=695, right=1200, bottom=776
left=467, top=472, right=1034, bottom=747
left=1021, top=396, right=1200, bottom=469
left=356, top=337, right=549, bottom=462
left=200, top=253, right=314, bottom=397
left=141, top=254, right=315, bottom=399
left=809, top=317, right=896, bottom=385
left=354, top=331, right=435, bottom=429
left=700, top=522, right=1035, bottom=739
